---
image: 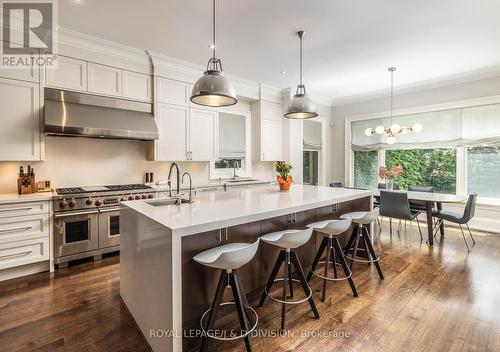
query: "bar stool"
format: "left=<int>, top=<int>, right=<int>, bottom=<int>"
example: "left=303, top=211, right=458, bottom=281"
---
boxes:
left=341, top=209, right=384, bottom=281
left=193, top=240, right=260, bottom=352
left=258, top=228, right=319, bottom=330
left=306, top=219, right=358, bottom=301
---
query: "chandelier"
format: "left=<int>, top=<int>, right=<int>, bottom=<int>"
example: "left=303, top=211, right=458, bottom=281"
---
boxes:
left=365, top=67, right=422, bottom=144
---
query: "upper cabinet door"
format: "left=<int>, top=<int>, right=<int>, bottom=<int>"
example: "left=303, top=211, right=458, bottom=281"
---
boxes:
left=87, top=63, right=122, bottom=97
left=157, top=77, right=190, bottom=106
left=261, top=119, right=282, bottom=161
left=122, top=71, right=152, bottom=102
left=0, top=47, right=39, bottom=83
left=45, top=55, right=87, bottom=91
left=0, top=78, right=40, bottom=161
left=261, top=101, right=282, bottom=122
left=156, top=103, right=189, bottom=161
left=189, top=108, right=215, bottom=161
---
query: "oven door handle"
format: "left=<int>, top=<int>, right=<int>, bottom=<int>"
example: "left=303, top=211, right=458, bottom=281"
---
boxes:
left=99, top=207, right=120, bottom=213
left=54, top=210, right=99, bottom=218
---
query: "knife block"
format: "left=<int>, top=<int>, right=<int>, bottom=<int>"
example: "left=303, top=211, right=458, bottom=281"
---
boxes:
left=17, top=174, right=36, bottom=194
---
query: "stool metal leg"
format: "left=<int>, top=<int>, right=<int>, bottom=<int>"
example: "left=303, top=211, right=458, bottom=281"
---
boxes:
left=307, top=236, right=328, bottom=282
left=281, top=251, right=289, bottom=330
left=258, top=250, right=285, bottom=307
left=330, top=241, right=338, bottom=279
left=466, top=223, right=476, bottom=245
left=321, top=237, right=332, bottom=302
left=290, top=252, right=320, bottom=319
left=350, top=227, right=361, bottom=270
left=362, top=227, right=384, bottom=280
left=332, top=239, right=358, bottom=297
left=200, top=271, right=228, bottom=352
left=230, top=273, right=253, bottom=352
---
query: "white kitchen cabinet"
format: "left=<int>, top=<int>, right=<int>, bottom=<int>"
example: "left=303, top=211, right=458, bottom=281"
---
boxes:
left=261, top=120, right=283, bottom=161
left=261, top=100, right=282, bottom=122
left=87, top=63, right=122, bottom=96
left=123, top=70, right=152, bottom=102
left=0, top=237, right=49, bottom=271
left=0, top=78, right=41, bottom=161
left=189, top=108, right=216, bottom=161
left=45, top=55, right=87, bottom=91
left=156, top=103, right=189, bottom=161
left=251, top=100, right=283, bottom=161
left=156, top=77, right=190, bottom=106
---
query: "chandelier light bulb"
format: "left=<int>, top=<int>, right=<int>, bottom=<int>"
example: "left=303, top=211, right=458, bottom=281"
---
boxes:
left=412, top=123, right=423, bottom=133
left=375, top=125, right=385, bottom=134
left=400, top=128, right=409, bottom=135
left=365, top=128, right=373, bottom=136
left=387, top=135, right=396, bottom=145
left=390, top=123, right=401, bottom=134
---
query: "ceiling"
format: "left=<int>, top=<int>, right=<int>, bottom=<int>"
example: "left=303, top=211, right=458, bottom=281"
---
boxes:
left=60, top=0, right=500, bottom=103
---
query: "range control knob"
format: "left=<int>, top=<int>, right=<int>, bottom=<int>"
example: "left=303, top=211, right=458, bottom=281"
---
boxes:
left=135, top=195, right=141, bottom=200
left=69, top=198, right=77, bottom=208
left=120, top=196, right=127, bottom=202
left=141, top=194, right=148, bottom=199
left=128, top=195, right=134, bottom=201
left=147, top=194, right=154, bottom=199
left=85, top=197, right=93, bottom=206
left=95, top=199, right=103, bottom=207
left=59, top=199, right=67, bottom=209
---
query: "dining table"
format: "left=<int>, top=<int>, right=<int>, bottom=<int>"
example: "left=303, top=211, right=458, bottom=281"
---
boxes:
left=373, top=190, right=467, bottom=246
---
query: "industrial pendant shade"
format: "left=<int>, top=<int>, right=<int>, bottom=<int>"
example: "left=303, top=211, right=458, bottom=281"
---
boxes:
left=285, top=31, right=317, bottom=119
left=191, top=0, right=237, bottom=107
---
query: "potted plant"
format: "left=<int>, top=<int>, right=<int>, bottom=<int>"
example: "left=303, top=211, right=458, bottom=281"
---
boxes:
left=276, top=161, right=293, bottom=191
left=379, top=165, right=403, bottom=190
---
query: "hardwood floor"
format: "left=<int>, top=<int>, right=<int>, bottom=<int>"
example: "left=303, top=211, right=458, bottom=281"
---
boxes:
left=1, top=223, right=500, bottom=352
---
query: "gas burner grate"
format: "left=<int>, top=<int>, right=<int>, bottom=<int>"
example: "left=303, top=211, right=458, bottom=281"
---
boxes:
left=55, top=187, right=85, bottom=195
left=105, top=184, right=152, bottom=192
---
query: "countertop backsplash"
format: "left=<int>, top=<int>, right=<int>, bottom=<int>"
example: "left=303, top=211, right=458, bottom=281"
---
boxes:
left=0, top=136, right=275, bottom=194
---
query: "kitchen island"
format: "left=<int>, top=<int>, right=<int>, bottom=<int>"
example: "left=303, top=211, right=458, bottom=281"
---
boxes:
left=119, top=185, right=372, bottom=352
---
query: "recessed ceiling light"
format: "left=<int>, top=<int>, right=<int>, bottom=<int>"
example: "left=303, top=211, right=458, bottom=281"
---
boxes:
left=281, top=70, right=286, bottom=74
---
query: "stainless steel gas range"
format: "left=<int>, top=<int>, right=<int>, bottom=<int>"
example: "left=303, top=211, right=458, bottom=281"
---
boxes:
left=53, top=184, right=157, bottom=268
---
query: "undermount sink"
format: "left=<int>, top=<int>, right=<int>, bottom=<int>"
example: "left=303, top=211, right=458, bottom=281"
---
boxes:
left=225, top=178, right=258, bottom=183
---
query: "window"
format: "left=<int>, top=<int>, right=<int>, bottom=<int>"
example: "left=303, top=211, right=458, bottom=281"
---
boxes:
left=467, top=146, right=500, bottom=199
left=385, top=149, right=456, bottom=194
left=353, top=151, right=378, bottom=189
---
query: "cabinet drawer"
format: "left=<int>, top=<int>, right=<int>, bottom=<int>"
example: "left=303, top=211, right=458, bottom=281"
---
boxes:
left=0, top=214, right=49, bottom=244
left=157, top=77, right=190, bottom=106
left=0, top=202, right=49, bottom=219
left=0, top=237, right=49, bottom=270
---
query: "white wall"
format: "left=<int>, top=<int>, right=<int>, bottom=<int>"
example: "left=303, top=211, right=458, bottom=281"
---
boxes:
left=331, top=75, right=500, bottom=183
left=0, top=136, right=275, bottom=193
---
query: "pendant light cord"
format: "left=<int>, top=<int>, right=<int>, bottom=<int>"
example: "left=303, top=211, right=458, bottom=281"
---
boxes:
left=212, top=0, right=216, bottom=60
left=389, top=67, right=395, bottom=125
left=299, top=32, right=303, bottom=85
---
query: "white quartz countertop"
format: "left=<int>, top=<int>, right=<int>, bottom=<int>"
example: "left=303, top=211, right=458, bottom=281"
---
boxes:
left=121, top=184, right=372, bottom=237
left=0, top=192, right=54, bottom=204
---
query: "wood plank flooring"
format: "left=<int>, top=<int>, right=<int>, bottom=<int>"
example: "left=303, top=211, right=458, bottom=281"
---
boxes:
left=1, top=223, right=500, bottom=352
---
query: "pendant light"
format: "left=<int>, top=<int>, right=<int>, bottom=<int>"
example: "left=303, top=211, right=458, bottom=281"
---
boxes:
left=365, top=67, right=422, bottom=144
left=284, top=31, right=318, bottom=119
left=190, top=0, right=237, bottom=107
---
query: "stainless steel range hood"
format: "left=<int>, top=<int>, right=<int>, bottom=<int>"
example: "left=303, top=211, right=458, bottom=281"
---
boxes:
left=44, top=88, right=159, bottom=140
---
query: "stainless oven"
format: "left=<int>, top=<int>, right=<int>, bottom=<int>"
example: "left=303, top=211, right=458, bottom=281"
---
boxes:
left=98, top=207, right=121, bottom=248
left=54, top=210, right=99, bottom=258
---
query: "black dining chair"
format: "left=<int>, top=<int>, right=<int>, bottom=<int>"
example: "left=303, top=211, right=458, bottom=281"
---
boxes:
left=432, top=194, right=477, bottom=252
left=375, top=183, right=400, bottom=231
left=408, top=186, right=434, bottom=211
left=379, top=190, right=423, bottom=245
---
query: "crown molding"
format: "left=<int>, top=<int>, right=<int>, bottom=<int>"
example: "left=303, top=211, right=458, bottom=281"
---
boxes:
left=331, top=65, right=500, bottom=106
left=57, top=27, right=151, bottom=66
